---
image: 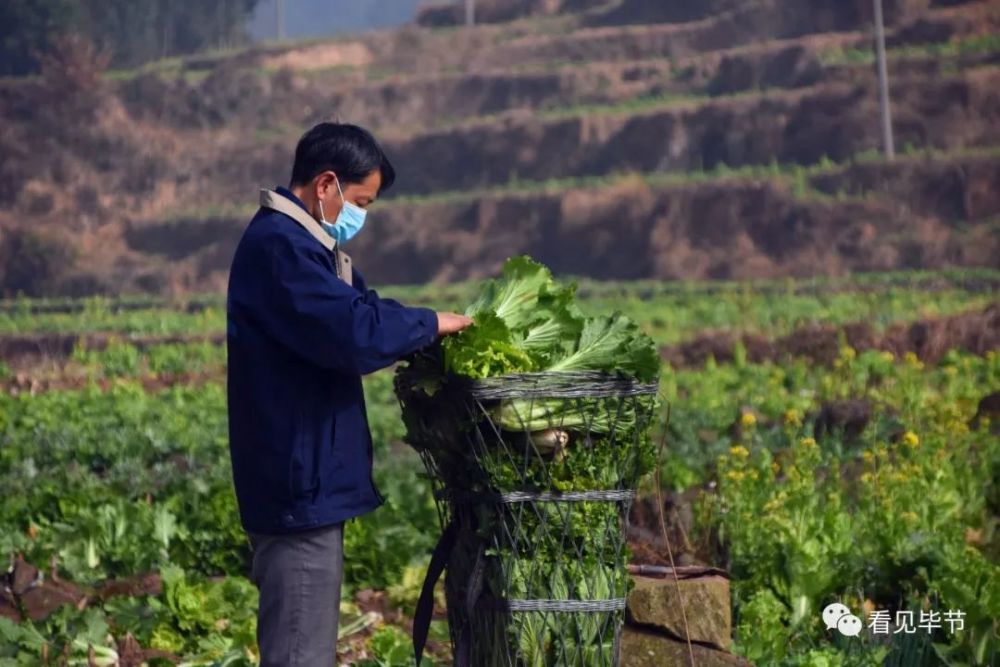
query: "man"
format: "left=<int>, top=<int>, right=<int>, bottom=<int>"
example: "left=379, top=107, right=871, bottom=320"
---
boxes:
left=226, top=122, right=473, bottom=666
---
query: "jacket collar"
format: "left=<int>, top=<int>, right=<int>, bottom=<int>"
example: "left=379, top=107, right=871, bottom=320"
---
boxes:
left=258, top=187, right=353, bottom=284
left=275, top=186, right=309, bottom=213
left=260, top=187, right=335, bottom=253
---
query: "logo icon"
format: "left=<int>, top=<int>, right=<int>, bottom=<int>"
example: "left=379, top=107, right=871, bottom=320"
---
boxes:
left=837, top=613, right=863, bottom=637
left=823, top=602, right=862, bottom=637
left=822, top=602, right=851, bottom=631
left=822, top=602, right=966, bottom=638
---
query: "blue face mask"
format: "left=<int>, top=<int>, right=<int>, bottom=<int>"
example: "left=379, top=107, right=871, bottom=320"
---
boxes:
left=319, top=176, right=367, bottom=245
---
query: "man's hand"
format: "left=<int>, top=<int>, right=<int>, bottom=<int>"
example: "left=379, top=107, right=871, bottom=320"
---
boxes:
left=436, top=312, right=474, bottom=336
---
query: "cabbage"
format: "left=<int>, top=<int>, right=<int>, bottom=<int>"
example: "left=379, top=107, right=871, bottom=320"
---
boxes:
left=442, top=256, right=659, bottom=383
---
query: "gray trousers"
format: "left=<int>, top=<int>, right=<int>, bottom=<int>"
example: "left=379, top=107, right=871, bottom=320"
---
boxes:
left=249, top=522, right=345, bottom=667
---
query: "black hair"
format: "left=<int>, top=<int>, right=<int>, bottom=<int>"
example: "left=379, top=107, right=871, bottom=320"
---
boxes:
left=289, top=122, right=396, bottom=193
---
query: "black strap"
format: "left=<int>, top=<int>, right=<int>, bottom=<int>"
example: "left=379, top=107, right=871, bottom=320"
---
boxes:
left=413, top=519, right=458, bottom=666
left=454, top=544, right=485, bottom=666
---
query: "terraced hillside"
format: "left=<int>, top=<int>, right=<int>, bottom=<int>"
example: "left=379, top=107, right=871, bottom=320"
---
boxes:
left=0, top=0, right=997, bottom=295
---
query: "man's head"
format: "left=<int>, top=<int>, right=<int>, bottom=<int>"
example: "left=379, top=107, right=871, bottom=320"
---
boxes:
left=288, top=122, right=396, bottom=228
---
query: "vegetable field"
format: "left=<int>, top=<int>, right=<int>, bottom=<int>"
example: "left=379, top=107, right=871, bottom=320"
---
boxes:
left=1, top=269, right=998, bottom=666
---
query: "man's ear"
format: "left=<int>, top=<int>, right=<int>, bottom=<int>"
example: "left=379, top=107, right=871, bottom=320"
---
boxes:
left=314, top=171, right=337, bottom=199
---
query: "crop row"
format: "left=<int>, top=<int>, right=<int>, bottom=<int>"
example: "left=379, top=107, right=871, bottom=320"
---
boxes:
left=2, top=346, right=998, bottom=663
left=4, top=268, right=997, bottom=317
left=1, top=274, right=996, bottom=346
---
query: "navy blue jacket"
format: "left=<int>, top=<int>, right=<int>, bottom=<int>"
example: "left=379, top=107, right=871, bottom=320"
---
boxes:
left=226, top=187, right=438, bottom=535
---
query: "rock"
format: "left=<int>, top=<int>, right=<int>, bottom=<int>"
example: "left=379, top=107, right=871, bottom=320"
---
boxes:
left=626, top=574, right=732, bottom=651
left=621, top=627, right=753, bottom=667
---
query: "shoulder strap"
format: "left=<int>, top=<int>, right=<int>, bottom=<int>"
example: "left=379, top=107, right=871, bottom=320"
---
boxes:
left=259, top=189, right=353, bottom=285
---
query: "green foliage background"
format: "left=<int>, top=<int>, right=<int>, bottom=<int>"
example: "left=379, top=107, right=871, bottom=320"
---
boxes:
left=0, top=272, right=997, bottom=665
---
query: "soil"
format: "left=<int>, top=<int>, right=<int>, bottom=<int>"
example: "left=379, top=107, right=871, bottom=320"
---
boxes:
left=660, top=303, right=1000, bottom=367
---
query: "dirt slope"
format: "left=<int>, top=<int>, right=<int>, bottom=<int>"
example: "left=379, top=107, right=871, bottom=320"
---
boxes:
left=0, top=0, right=997, bottom=295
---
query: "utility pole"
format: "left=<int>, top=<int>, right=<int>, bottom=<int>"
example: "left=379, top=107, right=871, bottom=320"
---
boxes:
left=873, top=0, right=895, bottom=160
left=276, top=0, right=286, bottom=41
left=466, top=0, right=476, bottom=26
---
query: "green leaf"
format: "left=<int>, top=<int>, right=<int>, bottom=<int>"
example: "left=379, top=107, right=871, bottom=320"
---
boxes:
left=466, top=256, right=554, bottom=330
left=546, top=314, right=659, bottom=382
left=443, top=310, right=536, bottom=378
left=154, top=506, right=177, bottom=551
left=520, top=303, right=583, bottom=361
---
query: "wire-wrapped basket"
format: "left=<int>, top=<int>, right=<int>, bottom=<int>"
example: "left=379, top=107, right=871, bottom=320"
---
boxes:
left=396, top=363, right=660, bottom=667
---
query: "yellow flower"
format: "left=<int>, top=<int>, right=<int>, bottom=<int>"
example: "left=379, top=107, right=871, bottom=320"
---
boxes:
left=840, top=346, right=857, bottom=360
left=880, top=351, right=895, bottom=363
left=783, top=408, right=802, bottom=426
left=725, top=470, right=746, bottom=482
left=890, top=471, right=908, bottom=484
left=860, top=472, right=873, bottom=484
left=799, top=437, right=817, bottom=449
left=740, top=412, right=757, bottom=428
left=730, top=445, right=750, bottom=459
left=861, top=451, right=874, bottom=464
left=902, top=431, right=919, bottom=448
left=903, top=351, right=924, bottom=369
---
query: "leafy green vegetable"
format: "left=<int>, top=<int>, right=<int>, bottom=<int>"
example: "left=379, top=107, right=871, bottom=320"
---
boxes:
left=355, top=626, right=433, bottom=667
left=466, top=256, right=558, bottom=330
left=442, top=255, right=659, bottom=383
left=518, top=297, right=583, bottom=364
left=546, top=315, right=659, bottom=382
left=489, top=396, right=647, bottom=434
left=157, top=565, right=258, bottom=657
left=443, top=311, right=538, bottom=378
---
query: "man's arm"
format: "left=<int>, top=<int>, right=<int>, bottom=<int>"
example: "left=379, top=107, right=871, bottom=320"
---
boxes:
left=352, top=267, right=415, bottom=312
left=350, top=264, right=471, bottom=330
left=244, top=235, right=439, bottom=375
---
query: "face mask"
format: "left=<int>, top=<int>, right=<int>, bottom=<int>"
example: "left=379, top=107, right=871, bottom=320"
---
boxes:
left=318, top=176, right=367, bottom=245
